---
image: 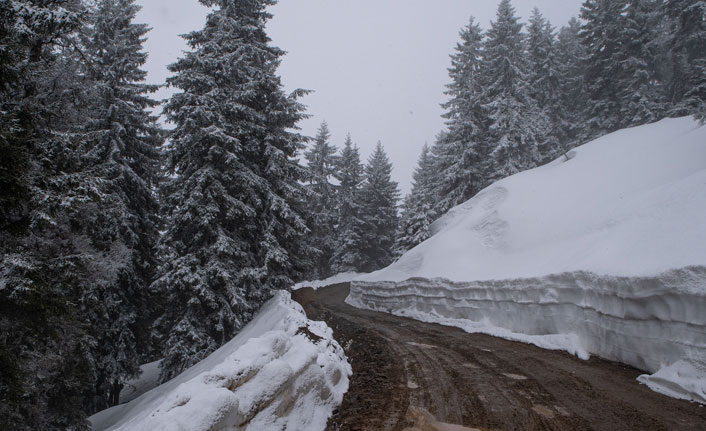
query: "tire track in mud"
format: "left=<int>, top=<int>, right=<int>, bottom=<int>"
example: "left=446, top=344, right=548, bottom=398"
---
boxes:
left=292, top=283, right=706, bottom=431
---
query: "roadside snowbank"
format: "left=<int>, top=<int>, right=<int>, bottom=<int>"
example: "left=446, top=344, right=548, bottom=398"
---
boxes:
left=348, top=268, right=706, bottom=403
left=350, top=118, right=706, bottom=403
left=90, top=291, right=351, bottom=431
left=293, top=272, right=363, bottom=290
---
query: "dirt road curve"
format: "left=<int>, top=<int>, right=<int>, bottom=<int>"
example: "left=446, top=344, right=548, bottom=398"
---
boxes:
left=292, top=283, right=706, bottom=431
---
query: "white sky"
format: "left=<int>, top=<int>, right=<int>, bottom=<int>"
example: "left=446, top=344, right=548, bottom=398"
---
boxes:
left=135, top=0, right=583, bottom=193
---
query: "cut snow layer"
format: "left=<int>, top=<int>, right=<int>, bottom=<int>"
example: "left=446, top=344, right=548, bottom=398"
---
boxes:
left=350, top=118, right=706, bottom=404
left=90, top=291, right=351, bottom=431
left=293, top=272, right=363, bottom=290
left=348, top=268, right=706, bottom=373
left=360, top=117, right=706, bottom=283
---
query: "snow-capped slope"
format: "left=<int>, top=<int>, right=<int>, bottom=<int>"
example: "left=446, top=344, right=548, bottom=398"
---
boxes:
left=359, top=117, right=706, bottom=283
left=90, top=291, right=350, bottom=431
left=349, top=117, right=706, bottom=403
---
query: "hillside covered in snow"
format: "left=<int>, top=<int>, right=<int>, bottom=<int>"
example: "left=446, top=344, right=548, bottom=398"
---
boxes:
left=349, top=117, right=706, bottom=403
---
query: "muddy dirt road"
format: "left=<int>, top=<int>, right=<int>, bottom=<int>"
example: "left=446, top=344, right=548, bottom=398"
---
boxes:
left=292, top=283, right=706, bottom=431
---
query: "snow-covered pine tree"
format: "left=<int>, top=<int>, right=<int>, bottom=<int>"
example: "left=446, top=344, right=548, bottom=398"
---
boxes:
left=580, top=0, right=629, bottom=137
left=556, top=17, right=589, bottom=147
left=395, top=143, right=436, bottom=257
left=303, top=121, right=338, bottom=279
left=481, top=0, right=547, bottom=180
left=156, top=0, right=312, bottom=381
left=433, top=17, right=489, bottom=213
left=330, top=134, right=367, bottom=273
left=359, top=141, right=400, bottom=271
left=617, top=0, right=666, bottom=126
left=0, top=1, right=97, bottom=429
left=526, top=8, right=564, bottom=163
left=78, top=0, right=164, bottom=408
left=665, top=0, right=706, bottom=121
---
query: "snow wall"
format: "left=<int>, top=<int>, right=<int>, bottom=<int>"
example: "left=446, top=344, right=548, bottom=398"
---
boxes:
left=347, top=267, right=706, bottom=403
left=91, top=291, right=351, bottom=431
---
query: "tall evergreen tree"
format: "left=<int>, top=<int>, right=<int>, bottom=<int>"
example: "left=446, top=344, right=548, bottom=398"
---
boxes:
left=303, top=121, right=338, bottom=279
left=618, top=0, right=666, bottom=125
left=78, top=0, right=164, bottom=408
left=665, top=0, right=706, bottom=120
left=395, top=143, right=436, bottom=256
left=580, top=0, right=629, bottom=136
left=156, top=0, right=312, bottom=381
left=481, top=0, right=547, bottom=179
left=433, top=17, right=489, bottom=213
left=0, top=1, right=96, bottom=429
left=556, top=17, right=588, bottom=146
left=330, top=134, right=367, bottom=273
left=359, top=142, right=400, bottom=271
left=526, top=8, right=564, bottom=163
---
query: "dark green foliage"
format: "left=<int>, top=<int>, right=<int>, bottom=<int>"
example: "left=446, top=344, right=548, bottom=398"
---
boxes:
left=358, top=142, right=400, bottom=271
left=304, top=121, right=339, bottom=279
left=155, top=0, right=312, bottom=381
left=330, top=134, right=367, bottom=273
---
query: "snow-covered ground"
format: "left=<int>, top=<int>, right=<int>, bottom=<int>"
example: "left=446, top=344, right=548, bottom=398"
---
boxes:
left=349, top=117, right=706, bottom=403
left=90, top=291, right=351, bottom=431
left=293, top=271, right=363, bottom=290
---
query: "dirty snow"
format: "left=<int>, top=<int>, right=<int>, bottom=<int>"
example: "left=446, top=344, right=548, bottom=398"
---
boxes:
left=293, top=271, right=363, bottom=290
left=90, top=291, right=351, bottom=431
left=349, top=117, right=706, bottom=404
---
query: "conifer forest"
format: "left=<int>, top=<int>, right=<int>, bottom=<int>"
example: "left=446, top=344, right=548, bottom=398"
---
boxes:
left=1, top=0, right=705, bottom=429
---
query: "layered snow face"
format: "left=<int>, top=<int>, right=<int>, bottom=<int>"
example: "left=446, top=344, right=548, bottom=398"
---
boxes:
left=359, top=117, right=706, bottom=283
left=348, top=268, right=706, bottom=373
left=90, top=291, right=351, bottom=431
left=349, top=118, right=706, bottom=403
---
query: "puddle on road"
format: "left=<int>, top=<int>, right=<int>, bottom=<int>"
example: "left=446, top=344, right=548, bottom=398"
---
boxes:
left=532, top=405, right=555, bottom=419
left=403, top=406, right=481, bottom=431
left=501, top=373, right=528, bottom=380
left=407, top=341, right=436, bottom=349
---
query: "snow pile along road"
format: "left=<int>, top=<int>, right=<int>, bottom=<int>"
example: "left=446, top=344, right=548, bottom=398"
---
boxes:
left=90, top=291, right=351, bottom=431
left=349, top=117, right=706, bottom=403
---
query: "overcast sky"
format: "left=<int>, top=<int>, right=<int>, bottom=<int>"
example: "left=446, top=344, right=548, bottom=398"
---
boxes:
left=135, top=0, right=583, bottom=193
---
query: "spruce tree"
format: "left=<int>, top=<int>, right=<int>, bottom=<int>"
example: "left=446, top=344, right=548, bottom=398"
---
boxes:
left=330, top=134, right=367, bottom=273
left=481, top=0, right=547, bottom=180
left=433, top=17, right=489, bottom=213
left=156, top=0, right=312, bottom=381
left=78, top=0, right=164, bottom=408
left=556, top=17, right=588, bottom=147
left=395, top=144, right=436, bottom=256
left=527, top=8, right=564, bottom=163
left=665, top=0, right=706, bottom=120
left=580, top=0, right=628, bottom=136
left=359, top=142, right=400, bottom=271
left=0, top=1, right=95, bottom=429
left=618, top=0, right=666, bottom=125
left=303, top=121, right=338, bottom=279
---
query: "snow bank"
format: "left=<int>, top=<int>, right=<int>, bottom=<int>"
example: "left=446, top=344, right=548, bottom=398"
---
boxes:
left=293, top=271, right=363, bottom=290
left=350, top=118, right=706, bottom=403
left=360, top=117, right=706, bottom=283
left=90, top=291, right=351, bottom=431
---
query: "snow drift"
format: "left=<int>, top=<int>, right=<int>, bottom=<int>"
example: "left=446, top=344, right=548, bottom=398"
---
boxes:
left=349, top=117, right=706, bottom=403
left=90, top=291, right=351, bottom=431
